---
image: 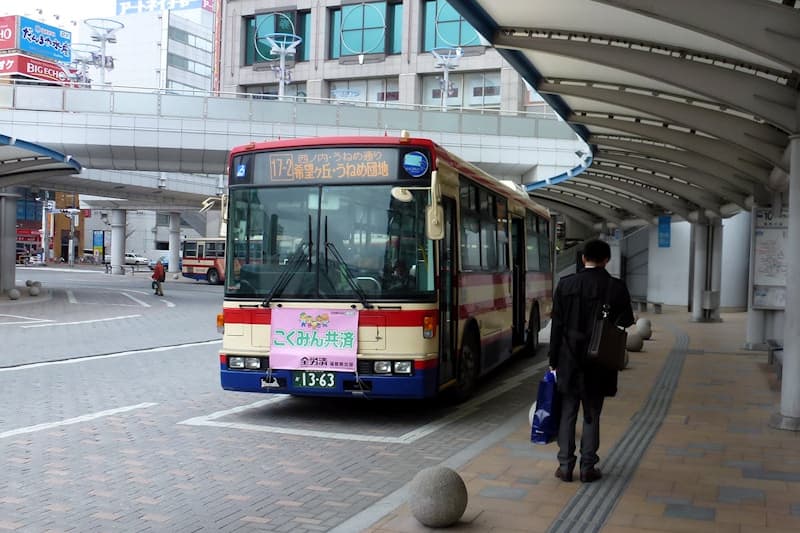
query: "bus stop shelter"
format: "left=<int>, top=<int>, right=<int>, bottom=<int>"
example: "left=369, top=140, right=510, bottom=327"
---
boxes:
left=0, top=133, right=82, bottom=294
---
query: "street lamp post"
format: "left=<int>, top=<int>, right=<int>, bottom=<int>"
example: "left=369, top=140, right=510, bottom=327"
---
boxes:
left=85, top=18, right=124, bottom=87
left=432, top=47, right=463, bottom=112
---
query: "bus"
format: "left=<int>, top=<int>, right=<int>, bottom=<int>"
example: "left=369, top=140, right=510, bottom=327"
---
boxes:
left=217, top=134, right=553, bottom=400
left=182, top=237, right=226, bottom=284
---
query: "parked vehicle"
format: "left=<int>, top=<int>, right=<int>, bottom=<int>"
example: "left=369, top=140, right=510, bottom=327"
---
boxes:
left=149, top=255, right=179, bottom=270
left=124, top=252, right=149, bottom=265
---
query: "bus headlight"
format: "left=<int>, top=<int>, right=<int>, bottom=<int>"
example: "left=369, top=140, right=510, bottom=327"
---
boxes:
left=228, top=356, right=245, bottom=369
left=374, top=361, right=392, bottom=374
left=245, top=357, right=261, bottom=369
left=393, top=361, right=412, bottom=374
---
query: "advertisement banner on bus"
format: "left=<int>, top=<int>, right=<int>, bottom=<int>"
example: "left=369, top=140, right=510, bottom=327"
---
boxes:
left=18, top=16, right=71, bottom=64
left=269, top=308, right=358, bottom=372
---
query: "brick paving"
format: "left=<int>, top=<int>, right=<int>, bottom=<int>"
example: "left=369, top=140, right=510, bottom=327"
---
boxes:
left=4, top=270, right=798, bottom=532
left=366, top=310, right=800, bottom=533
left=1, top=268, right=547, bottom=532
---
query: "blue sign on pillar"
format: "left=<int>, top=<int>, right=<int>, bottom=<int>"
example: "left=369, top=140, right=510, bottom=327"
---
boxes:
left=658, top=215, right=671, bottom=247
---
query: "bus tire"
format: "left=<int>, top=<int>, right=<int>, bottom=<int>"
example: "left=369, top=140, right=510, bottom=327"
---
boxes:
left=524, top=304, right=540, bottom=357
left=207, top=268, right=220, bottom=285
left=454, top=329, right=480, bottom=402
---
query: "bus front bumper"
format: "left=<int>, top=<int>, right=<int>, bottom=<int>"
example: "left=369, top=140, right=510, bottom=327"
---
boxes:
left=220, top=367, right=439, bottom=399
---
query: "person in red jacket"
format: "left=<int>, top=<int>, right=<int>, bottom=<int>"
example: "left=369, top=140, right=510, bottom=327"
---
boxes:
left=151, top=259, right=165, bottom=296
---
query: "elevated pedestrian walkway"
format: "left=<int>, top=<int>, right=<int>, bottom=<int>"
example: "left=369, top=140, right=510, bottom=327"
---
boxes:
left=364, top=310, right=799, bottom=532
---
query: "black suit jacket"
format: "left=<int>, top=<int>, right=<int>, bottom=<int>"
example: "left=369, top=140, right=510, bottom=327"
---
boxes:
left=548, top=267, right=635, bottom=397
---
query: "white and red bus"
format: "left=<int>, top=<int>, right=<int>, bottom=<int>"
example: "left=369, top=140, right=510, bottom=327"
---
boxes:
left=217, top=134, right=553, bottom=400
left=182, top=237, right=226, bottom=284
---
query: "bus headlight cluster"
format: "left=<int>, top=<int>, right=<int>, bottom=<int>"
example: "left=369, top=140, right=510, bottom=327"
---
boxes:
left=372, top=361, right=413, bottom=375
left=228, top=357, right=263, bottom=370
left=393, top=361, right=412, bottom=374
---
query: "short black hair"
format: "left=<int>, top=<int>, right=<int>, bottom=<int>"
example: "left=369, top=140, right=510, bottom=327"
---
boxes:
left=582, top=239, right=611, bottom=263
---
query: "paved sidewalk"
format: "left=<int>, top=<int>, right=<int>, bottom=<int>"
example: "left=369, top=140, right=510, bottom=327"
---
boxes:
left=366, top=310, right=800, bottom=533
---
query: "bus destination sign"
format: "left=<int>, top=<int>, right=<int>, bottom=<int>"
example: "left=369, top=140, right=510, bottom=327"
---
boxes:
left=267, top=148, right=396, bottom=183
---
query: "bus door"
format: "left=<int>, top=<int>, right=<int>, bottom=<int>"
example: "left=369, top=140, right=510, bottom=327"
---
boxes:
left=511, top=216, right=526, bottom=345
left=438, top=197, right=458, bottom=386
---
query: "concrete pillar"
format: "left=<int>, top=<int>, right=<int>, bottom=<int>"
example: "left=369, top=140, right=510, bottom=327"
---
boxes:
left=691, top=220, right=709, bottom=322
left=710, top=218, right=723, bottom=321
left=168, top=212, right=181, bottom=275
left=110, top=209, right=126, bottom=275
left=773, top=134, right=800, bottom=430
left=0, top=189, right=21, bottom=293
left=399, top=73, right=420, bottom=108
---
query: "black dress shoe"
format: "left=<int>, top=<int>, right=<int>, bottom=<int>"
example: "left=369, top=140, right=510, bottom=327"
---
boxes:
left=580, top=467, right=602, bottom=483
left=554, top=467, right=573, bottom=482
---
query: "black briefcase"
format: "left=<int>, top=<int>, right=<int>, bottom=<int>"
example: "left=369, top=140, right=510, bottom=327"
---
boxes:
left=587, top=312, right=627, bottom=370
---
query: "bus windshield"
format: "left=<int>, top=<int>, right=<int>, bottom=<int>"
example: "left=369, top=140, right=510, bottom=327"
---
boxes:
left=225, top=184, right=435, bottom=301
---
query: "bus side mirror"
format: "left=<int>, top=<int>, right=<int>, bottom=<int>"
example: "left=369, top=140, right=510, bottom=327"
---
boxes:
left=426, top=171, right=443, bottom=240
left=426, top=205, right=444, bottom=240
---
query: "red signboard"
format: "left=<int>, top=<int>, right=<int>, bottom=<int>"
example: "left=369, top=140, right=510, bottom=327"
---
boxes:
left=0, top=53, right=68, bottom=83
left=0, top=16, right=17, bottom=51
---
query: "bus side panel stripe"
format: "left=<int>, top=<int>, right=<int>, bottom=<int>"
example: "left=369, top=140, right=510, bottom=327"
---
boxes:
left=458, top=297, right=512, bottom=319
left=458, top=272, right=511, bottom=287
left=223, top=307, right=431, bottom=327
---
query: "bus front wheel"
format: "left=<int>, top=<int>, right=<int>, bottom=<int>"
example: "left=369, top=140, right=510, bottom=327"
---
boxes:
left=207, top=268, right=220, bottom=285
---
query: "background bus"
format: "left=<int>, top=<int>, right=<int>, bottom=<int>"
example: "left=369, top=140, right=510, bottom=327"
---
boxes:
left=182, top=237, right=226, bottom=284
left=217, top=134, right=553, bottom=400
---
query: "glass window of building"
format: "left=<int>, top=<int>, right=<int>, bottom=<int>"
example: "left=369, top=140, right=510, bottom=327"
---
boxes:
left=328, top=2, right=402, bottom=60
left=329, top=78, right=399, bottom=107
left=421, top=71, right=500, bottom=110
left=168, top=26, right=213, bottom=53
left=167, top=53, right=212, bottom=77
left=244, top=11, right=310, bottom=66
left=243, top=82, right=308, bottom=100
left=422, top=0, right=481, bottom=51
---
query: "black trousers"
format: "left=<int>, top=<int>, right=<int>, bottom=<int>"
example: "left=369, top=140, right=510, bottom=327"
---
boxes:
left=557, top=392, right=604, bottom=473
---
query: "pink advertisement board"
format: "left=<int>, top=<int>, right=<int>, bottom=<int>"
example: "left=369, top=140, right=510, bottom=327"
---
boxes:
left=270, top=308, right=358, bottom=372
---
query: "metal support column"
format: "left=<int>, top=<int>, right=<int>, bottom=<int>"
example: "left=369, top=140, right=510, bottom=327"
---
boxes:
left=691, top=219, right=709, bottom=322
left=0, top=189, right=20, bottom=293
left=168, top=212, right=181, bottom=275
left=110, top=209, right=126, bottom=275
left=710, top=218, right=723, bottom=322
left=772, top=134, right=800, bottom=431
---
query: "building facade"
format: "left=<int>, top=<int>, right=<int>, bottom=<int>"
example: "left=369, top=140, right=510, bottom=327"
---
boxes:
left=217, top=0, right=551, bottom=116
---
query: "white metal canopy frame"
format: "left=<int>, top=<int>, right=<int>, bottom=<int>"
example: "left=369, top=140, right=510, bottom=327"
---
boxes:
left=448, top=0, right=800, bottom=229
left=448, top=0, right=800, bottom=431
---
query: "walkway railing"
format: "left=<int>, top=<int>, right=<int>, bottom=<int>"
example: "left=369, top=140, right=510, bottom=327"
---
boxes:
left=0, top=78, right=559, bottom=121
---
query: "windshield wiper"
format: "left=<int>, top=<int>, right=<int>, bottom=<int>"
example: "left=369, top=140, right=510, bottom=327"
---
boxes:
left=261, top=242, right=308, bottom=308
left=325, top=241, right=373, bottom=309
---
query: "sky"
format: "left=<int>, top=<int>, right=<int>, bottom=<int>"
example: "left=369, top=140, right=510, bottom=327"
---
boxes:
left=1, top=0, right=116, bottom=40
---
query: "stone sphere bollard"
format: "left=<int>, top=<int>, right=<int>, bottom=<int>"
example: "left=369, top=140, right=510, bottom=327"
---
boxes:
left=8, top=288, right=20, bottom=300
left=173, top=273, right=180, bottom=280
left=626, top=331, right=644, bottom=352
left=636, top=318, right=652, bottom=340
left=32, top=280, right=42, bottom=288
left=29, top=285, right=40, bottom=297
left=408, top=466, right=468, bottom=528
left=25, top=279, right=33, bottom=287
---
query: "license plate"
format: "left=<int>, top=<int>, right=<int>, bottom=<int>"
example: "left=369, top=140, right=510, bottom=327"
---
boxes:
left=292, top=371, right=336, bottom=388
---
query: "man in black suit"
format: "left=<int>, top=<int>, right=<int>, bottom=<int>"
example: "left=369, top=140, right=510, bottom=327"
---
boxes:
left=548, top=239, right=635, bottom=483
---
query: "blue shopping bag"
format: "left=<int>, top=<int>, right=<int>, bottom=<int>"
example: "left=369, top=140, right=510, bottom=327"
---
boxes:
left=531, top=370, right=561, bottom=445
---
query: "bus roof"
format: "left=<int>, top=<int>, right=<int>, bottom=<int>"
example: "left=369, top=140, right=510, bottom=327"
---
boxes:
left=229, top=135, right=550, bottom=220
